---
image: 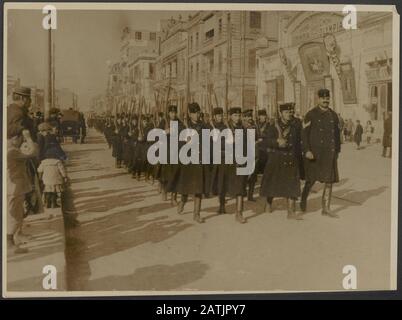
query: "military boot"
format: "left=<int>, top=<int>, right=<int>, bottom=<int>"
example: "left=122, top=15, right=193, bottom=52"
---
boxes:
left=322, top=184, right=339, bottom=218
left=300, top=181, right=314, bottom=212
left=217, top=195, right=226, bottom=214
left=177, top=194, right=188, bottom=215
left=193, top=196, right=205, bottom=223
left=287, top=198, right=303, bottom=220
left=171, top=193, right=178, bottom=206
left=161, top=187, right=168, bottom=201
left=235, top=196, right=246, bottom=224
left=265, top=197, right=273, bottom=213
left=247, top=181, right=256, bottom=202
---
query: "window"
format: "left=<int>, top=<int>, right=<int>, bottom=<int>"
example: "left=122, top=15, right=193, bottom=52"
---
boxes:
left=218, top=18, right=222, bottom=35
left=205, top=29, right=214, bottom=40
left=248, top=48, right=256, bottom=73
left=150, top=32, right=156, bottom=40
left=190, top=35, right=193, bottom=50
left=191, top=64, right=194, bottom=81
left=250, top=12, right=261, bottom=29
left=149, top=63, right=154, bottom=78
left=227, top=13, right=231, bottom=22
left=196, top=62, right=199, bottom=80
left=135, top=31, right=142, bottom=40
left=196, top=32, right=199, bottom=48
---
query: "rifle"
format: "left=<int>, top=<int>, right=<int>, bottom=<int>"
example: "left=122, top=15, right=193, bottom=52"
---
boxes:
left=164, top=77, right=172, bottom=130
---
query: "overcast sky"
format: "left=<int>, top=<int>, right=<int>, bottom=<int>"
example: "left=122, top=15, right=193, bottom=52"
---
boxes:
left=7, top=10, right=193, bottom=110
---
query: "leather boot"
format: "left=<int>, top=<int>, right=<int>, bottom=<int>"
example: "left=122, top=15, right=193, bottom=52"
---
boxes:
left=265, top=197, right=273, bottom=213
left=193, top=196, right=204, bottom=223
left=235, top=196, right=246, bottom=223
left=287, top=198, right=303, bottom=220
left=247, top=181, right=256, bottom=202
left=171, top=193, right=178, bottom=206
left=177, top=194, right=188, bottom=215
left=161, top=186, right=168, bottom=201
left=300, top=181, right=314, bottom=212
left=218, top=195, right=226, bottom=214
left=322, top=184, right=339, bottom=218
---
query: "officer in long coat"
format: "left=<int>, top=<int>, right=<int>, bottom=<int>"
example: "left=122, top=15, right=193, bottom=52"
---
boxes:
left=210, top=107, right=248, bottom=223
left=176, top=102, right=210, bottom=223
left=260, top=103, right=303, bottom=220
left=300, top=88, right=341, bottom=218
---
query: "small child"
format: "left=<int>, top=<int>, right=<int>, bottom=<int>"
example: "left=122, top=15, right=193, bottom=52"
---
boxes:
left=37, top=146, right=68, bottom=209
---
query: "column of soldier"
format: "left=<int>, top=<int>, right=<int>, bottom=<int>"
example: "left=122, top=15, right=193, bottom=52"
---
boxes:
left=94, top=88, right=341, bottom=224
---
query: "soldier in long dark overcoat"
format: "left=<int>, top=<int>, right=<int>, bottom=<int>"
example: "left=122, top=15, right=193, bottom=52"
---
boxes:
left=260, top=103, right=303, bottom=220
left=176, top=103, right=210, bottom=223
left=111, top=116, right=127, bottom=168
left=158, top=106, right=185, bottom=205
left=242, top=109, right=258, bottom=202
left=104, top=116, right=115, bottom=149
left=300, top=88, right=341, bottom=218
left=255, top=109, right=270, bottom=175
left=127, top=116, right=139, bottom=176
left=209, top=107, right=248, bottom=223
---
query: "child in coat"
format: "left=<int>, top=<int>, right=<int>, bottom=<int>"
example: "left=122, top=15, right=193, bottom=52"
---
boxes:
left=37, top=146, right=68, bottom=208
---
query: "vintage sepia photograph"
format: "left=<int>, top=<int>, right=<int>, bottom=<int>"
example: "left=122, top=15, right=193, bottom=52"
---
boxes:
left=2, top=3, right=399, bottom=297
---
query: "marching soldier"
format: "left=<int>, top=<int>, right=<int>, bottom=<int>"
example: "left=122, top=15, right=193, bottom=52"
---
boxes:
left=300, top=88, right=341, bottom=218
left=136, top=114, right=155, bottom=181
left=210, top=107, right=248, bottom=223
left=260, top=103, right=303, bottom=220
left=158, top=105, right=185, bottom=204
left=289, top=104, right=305, bottom=181
left=242, top=109, right=258, bottom=202
left=255, top=109, right=270, bottom=178
left=127, top=115, right=140, bottom=177
left=176, top=102, right=210, bottom=223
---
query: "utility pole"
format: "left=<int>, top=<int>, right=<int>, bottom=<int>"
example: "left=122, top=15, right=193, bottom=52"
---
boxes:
left=45, top=15, right=54, bottom=120
left=241, top=11, right=246, bottom=109
left=225, top=12, right=232, bottom=117
left=52, top=40, right=56, bottom=110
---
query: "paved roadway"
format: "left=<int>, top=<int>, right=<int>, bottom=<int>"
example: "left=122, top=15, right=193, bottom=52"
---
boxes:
left=6, top=128, right=393, bottom=294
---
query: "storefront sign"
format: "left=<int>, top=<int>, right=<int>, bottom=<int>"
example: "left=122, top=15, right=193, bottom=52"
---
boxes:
left=340, top=63, right=357, bottom=104
left=291, top=13, right=344, bottom=46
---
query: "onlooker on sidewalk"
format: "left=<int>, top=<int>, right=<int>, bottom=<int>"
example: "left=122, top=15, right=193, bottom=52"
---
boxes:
left=365, top=120, right=374, bottom=144
left=382, top=111, right=392, bottom=158
left=338, top=113, right=345, bottom=144
left=37, top=147, right=69, bottom=209
left=354, top=120, right=363, bottom=150
left=7, top=129, right=38, bottom=254
left=346, top=119, right=355, bottom=142
left=37, top=122, right=67, bottom=161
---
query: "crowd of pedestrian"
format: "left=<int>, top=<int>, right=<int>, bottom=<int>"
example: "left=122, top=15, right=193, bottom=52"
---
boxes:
left=337, top=112, right=392, bottom=155
left=6, top=87, right=70, bottom=254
